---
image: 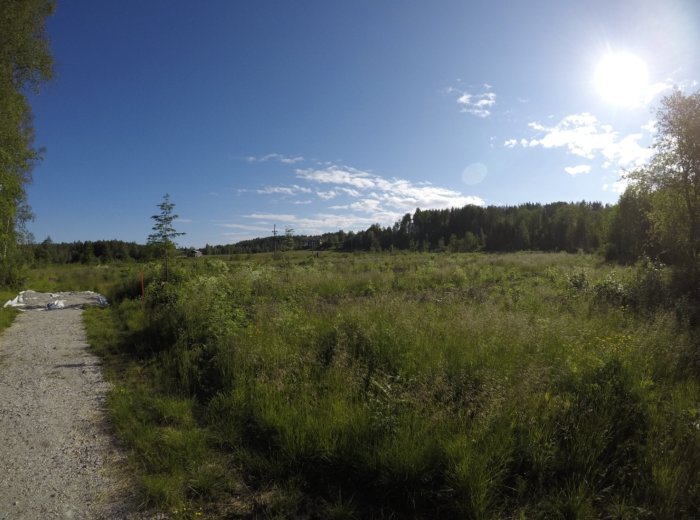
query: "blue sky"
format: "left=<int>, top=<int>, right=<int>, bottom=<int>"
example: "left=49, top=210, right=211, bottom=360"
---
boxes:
left=27, top=0, right=700, bottom=247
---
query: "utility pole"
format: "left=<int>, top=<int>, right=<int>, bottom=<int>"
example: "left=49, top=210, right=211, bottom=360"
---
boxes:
left=272, top=224, right=277, bottom=255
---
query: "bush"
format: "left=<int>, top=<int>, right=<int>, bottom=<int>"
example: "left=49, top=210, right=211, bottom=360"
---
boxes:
left=629, top=258, right=669, bottom=311
left=593, top=271, right=629, bottom=306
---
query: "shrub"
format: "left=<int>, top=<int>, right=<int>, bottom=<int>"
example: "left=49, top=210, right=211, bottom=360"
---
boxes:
left=593, top=271, right=629, bottom=306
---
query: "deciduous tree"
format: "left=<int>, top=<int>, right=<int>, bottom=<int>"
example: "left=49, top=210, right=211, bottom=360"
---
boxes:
left=627, top=90, right=700, bottom=296
left=0, top=0, right=54, bottom=286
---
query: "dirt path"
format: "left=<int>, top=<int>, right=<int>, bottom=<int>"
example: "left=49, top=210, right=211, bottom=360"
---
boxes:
left=0, top=297, right=157, bottom=519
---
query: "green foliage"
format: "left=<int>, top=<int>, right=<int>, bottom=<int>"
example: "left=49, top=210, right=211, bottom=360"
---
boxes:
left=210, top=201, right=612, bottom=255
left=83, top=252, right=700, bottom=518
left=27, top=238, right=153, bottom=265
left=606, top=186, right=654, bottom=263
left=21, top=262, right=141, bottom=295
left=0, top=288, right=18, bottom=334
left=283, top=227, right=294, bottom=252
left=622, top=90, right=700, bottom=300
left=84, top=306, right=229, bottom=515
left=148, top=194, right=185, bottom=248
left=0, top=0, right=54, bottom=286
left=148, top=194, right=185, bottom=281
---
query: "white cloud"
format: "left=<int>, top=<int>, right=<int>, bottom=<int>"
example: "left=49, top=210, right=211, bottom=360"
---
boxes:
left=504, top=139, right=517, bottom=148
left=507, top=112, right=653, bottom=171
left=327, top=200, right=383, bottom=212
left=348, top=199, right=382, bottom=213
left=296, top=165, right=484, bottom=212
left=297, top=166, right=376, bottom=189
left=338, top=187, right=361, bottom=197
left=247, top=213, right=297, bottom=222
left=240, top=163, right=485, bottom=235
left=456, top=90, right=497, bottom=118
left=644, top=81, right=673, bottom=105
left=246, top=153, right=305, bottom=164
left=564, top=165, right=591, bottom=176
left=317, top=190, right=338, bottom=200
left=245, top=212, right=400, bottom=235
left=602, top=178, right=628, bottom=194
left=641, top=119, right=657, bottom=133
left=601, top=133, right=653, bottom=169
left=235, top=154, right=485, bottom=234
left=526, top=113, right=611, bottom=158
left=448, top=84, right=497, bottom=118
left=219, top=223, right=271, bottom=232
left=256, top=184, right=312, bottom=196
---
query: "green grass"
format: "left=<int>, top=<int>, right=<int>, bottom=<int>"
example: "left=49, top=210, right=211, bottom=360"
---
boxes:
left=80, top=252, right=700, bottom=518
left=84, top=304, right=234, bottom=518
left=0, top=289, right=19, bottom=336
left=24, top=263, right=143, bottom=295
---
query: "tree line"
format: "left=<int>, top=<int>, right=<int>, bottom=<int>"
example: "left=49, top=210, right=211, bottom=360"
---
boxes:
left=27, top=238, right=154, bottom=264
left=207, top=201, right=611, bottom=255
left=25, top=199, right=611, bottom=262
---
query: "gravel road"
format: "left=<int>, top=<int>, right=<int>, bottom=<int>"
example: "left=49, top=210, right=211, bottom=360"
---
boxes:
left=0, top=295, right=160, bottom=519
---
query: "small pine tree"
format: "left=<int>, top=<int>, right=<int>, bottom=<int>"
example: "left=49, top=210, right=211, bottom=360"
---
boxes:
left=148, top=194, right=185, bottom=280
left=284, top=227, right=295, bottom=251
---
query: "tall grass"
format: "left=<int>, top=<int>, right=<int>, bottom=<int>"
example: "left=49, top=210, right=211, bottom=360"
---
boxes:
left=0, top=289, right=18, bottom=335
left=83, top=252, right=700, bottom=518
left=23, top=263, right=143, bottom=296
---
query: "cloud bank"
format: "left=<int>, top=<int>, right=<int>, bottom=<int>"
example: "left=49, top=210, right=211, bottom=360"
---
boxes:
left=506, top=112, right=653, bottom=170
left=229, top=162, right=485, bottom=237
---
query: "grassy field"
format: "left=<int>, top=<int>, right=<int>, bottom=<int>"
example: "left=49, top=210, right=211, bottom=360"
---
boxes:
left=40, top=252, right=700, bottom=518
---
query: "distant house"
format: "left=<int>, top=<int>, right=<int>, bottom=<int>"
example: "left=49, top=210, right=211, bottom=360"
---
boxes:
left=303, top=238, right=322, bottom=250
left=194, top=249, right=204, bottom=258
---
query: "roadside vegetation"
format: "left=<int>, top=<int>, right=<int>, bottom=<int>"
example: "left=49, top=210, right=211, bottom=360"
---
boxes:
left=80, top=251, right=700, bottom=519
left=0, top=289, right=18, bottom=334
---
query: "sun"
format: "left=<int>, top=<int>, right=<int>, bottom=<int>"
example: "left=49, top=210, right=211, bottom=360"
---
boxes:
left=594, top=52, right=649, bottom=107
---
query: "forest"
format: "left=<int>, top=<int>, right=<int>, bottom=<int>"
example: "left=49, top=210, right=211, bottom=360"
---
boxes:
left=18, top=198, right=645, bottom=264
left=26, top=200, right=611, bottom=262
left=209, top=200, right=611, bottom=255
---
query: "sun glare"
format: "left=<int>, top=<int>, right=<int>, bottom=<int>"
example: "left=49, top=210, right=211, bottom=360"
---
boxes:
left=594, top=52, right=649, bottom=107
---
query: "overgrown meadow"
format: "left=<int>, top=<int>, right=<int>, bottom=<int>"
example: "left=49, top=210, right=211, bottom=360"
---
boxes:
left=79, top=252, right=699, bottom=519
